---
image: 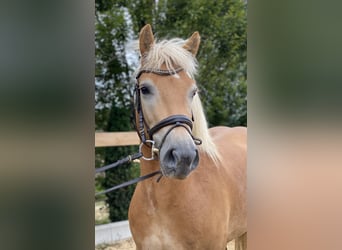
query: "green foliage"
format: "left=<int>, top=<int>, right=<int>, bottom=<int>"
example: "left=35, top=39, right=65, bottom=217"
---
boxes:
left=95, top=0, right=247, bottom=222
left=95, top=3, right=132, bottom=129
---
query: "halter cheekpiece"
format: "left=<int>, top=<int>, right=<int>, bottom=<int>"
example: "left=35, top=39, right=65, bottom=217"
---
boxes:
left=134, top=67, right=202, bottom=160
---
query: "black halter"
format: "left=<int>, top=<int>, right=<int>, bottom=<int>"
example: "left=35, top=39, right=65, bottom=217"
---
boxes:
left=134, top=68, right=202, bottom=155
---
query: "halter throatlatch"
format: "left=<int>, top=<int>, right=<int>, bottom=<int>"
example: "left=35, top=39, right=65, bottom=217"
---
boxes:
left=134, top=67, right=202, bottom=160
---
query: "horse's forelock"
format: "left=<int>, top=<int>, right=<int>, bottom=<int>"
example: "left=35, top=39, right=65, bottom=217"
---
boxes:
left=138, top=38, right=198, bottom=79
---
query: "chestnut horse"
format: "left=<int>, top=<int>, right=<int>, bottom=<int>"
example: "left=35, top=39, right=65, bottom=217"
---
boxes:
left=129, top=24, right=247, bottom=250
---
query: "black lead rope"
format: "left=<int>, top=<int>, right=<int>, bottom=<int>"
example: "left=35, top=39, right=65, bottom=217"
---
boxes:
left=95, top=152, right=143, bottom=174
left=95, top=149, right=162, bottom=197
left=95, top=170, right=162, bottom=196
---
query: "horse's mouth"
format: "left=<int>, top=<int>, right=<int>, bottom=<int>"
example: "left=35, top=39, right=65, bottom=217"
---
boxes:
left=161, top=168, right=188, bottom=179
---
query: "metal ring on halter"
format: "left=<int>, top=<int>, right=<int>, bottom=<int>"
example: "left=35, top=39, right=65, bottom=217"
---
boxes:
left=139, top=140, right=156, bottom=161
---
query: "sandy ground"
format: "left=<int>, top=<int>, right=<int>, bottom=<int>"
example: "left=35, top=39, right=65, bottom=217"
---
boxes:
left=96, top=238, right=236, bottom=250
left=95, top=238, right=135, bottom=250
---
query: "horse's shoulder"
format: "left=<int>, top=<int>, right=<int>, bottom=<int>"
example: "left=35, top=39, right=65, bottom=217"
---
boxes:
left=209, top=126, right=247, bottom=142
left=207, top=126, right=247, bottom=158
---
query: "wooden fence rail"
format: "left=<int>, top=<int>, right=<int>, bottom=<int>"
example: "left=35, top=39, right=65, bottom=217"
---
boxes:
left=95, top=132, right=139, bottom=147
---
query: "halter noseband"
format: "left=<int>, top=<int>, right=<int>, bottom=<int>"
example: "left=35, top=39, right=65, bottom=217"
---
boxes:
left=134, top=68, right=202, bottom=159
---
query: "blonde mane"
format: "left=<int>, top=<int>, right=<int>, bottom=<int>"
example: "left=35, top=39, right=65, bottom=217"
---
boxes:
left=138, top=38, right=197, bottom=78
left=191, top=94, right=221, bottom=164
left=137, top=38, right=221, bottom=164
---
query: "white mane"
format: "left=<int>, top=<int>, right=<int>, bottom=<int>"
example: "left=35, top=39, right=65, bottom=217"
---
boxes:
left=138, top=38, right=197, bottom=78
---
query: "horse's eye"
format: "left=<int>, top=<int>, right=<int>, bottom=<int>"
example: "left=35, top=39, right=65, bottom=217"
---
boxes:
left=140, top=86, right=150, bottom=95
left=192, top=88, right=198, bottom=97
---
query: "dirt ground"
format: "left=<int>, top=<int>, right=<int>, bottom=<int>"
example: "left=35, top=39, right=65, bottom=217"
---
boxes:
left=95, top=238, right=135, bottom=250
left=96, top=238, right=236, bottom=250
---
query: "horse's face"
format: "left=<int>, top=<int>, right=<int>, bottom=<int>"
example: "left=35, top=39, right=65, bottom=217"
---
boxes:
left=137, top=24, right=202, bottom=179
left=139, top=70, right=199, bottom=179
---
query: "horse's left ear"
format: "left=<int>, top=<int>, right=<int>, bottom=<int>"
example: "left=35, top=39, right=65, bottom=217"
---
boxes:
left=183, top=32, right=201, bottom=56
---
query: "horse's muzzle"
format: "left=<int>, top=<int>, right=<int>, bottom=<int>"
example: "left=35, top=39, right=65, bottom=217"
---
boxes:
left=160, top=145, right=199, bottom=179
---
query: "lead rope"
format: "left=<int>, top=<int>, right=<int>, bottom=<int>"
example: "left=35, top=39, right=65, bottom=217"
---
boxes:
left=95, top=143, right=162, bottom=197
left=95, top=152, right=143, bottom=174
left=95, top=170, right=162, bottom=196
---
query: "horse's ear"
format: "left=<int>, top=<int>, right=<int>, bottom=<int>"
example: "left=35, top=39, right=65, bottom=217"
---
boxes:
left=183, top=32, right=201, bottom=56
left=139, top=24, right=154, bottom=56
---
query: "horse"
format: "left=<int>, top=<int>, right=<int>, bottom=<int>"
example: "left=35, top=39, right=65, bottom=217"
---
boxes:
left=128, top=24, right=247, bottom=250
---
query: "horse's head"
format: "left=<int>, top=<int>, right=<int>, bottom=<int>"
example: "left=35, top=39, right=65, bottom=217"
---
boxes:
left=135, top=24, right=201, bottom=179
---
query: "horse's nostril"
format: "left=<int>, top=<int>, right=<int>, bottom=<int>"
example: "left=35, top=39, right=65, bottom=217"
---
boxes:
left=165, top=148, right=196, bottom=168
left=171, top=149, right=180, bottom=162
left=166, top=148, right=178, bottom=168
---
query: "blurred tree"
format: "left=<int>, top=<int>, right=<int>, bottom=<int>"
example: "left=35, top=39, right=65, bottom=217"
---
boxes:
left=95, top=1, right=138, bottom=221
left=95, top=0, right=247, bottom=222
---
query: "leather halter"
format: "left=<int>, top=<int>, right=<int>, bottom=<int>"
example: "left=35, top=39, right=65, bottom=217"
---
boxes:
left=134, top=68, right=202, bottom=156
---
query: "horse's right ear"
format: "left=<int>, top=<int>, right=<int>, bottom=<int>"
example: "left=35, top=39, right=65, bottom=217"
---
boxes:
left=139, top=24, right=154, bottom=56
